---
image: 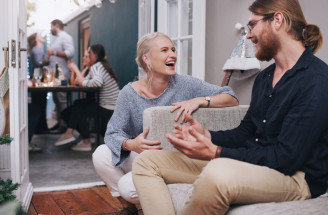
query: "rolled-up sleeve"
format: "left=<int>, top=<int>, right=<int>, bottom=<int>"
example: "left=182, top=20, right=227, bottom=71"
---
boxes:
left=63, top=35, right=74, bottom=59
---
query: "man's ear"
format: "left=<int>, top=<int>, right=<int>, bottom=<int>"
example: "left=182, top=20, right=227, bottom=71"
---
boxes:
left=273, top=12, right=284, bottom=30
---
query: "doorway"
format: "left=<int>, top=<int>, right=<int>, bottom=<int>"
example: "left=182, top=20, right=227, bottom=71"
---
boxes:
left=27, top=0, right=140, bottom=191
left=27, top=0, right=102, bottom=191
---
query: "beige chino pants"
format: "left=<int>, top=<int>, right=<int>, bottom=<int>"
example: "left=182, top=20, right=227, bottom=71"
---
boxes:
left=133, top=150, right=311, bottom=215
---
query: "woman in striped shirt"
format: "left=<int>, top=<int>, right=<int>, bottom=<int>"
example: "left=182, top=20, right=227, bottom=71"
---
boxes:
left=54, top=44, right=120, bottom=151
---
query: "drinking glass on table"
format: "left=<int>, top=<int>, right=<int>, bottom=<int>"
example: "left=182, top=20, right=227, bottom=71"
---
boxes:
left=45, top=67, right=54, bottom=85
left=33, top=68, right=42, bottom=86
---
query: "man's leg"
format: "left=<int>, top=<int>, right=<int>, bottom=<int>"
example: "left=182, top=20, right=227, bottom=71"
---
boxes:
left=133, top=150, right=208, bottom=215
left=180, top=158, right=311, bottom=215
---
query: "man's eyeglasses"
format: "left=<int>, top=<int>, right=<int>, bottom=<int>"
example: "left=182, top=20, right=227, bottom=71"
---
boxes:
left=247, top=13, right=274, bottom=33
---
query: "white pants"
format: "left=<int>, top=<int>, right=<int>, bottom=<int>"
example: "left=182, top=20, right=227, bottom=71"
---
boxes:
left=92, top=144, right=139, bottom=204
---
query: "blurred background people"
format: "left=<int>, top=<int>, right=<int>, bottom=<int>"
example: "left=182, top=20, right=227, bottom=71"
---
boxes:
left=59, top=49, right=94, bottom=146
left=27, top=32, right=49, bottom=152
left=54, top=44, right=120, bottom=151
left=45, top=19, right=74, bottom=134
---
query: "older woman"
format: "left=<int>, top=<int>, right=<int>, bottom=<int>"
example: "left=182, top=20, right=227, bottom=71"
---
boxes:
left=92, top=32, right=238, bottom=212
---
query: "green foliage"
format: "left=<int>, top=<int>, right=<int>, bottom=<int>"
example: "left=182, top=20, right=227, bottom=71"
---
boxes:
left=0, top=200, right=27, bottom=215
left=0, top=178, right=26, bottom=214
left=0, top=134, right=13, bottom=145
left=0, top=178, right=20, bottom=204
left=27, top=0, right=36, bottom=28
left=15, top=201, right=27, bottom=215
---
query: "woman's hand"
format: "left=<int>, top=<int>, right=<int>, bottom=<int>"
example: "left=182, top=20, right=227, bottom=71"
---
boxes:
left=67, top=60, right=79, bottom=72
left=74, top=75, right=85, bottom=86
left=126, top=127, right=162, bottom=154
left=171, top=97, right=205, bottom=123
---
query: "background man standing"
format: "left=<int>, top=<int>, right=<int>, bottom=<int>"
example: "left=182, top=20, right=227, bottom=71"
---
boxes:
left=132, top=0, right=328, bottom=214
left=46, top=19, right=74, bottom=133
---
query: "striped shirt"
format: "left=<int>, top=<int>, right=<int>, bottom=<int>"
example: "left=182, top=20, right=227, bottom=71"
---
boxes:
left=82, top=62, right=119, bottom=110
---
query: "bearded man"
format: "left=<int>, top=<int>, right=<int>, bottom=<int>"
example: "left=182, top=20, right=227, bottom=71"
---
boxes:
left=132, top=0, right=328, bottom=214
left=45, top=19, right=75, bottom=134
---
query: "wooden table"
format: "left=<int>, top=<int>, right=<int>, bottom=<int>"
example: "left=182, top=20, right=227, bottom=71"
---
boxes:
left=28, top=85, right=101, bottom=145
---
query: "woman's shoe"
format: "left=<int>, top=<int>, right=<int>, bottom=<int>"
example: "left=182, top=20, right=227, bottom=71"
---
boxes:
left=72, top=140, right=91, bottom=151
left=54, top=133, right=76, bottom=146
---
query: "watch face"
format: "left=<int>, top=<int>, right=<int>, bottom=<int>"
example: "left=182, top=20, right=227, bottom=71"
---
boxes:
left=205, top=96, right=210, bottom=101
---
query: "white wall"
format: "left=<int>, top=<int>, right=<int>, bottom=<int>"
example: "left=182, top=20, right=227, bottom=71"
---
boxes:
left=205, top=0, right=328, bottom=105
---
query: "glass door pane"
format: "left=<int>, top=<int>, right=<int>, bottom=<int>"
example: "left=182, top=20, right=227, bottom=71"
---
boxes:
left=157, top=0, right=206, bottom=79
left=181, top=0, right=193, bottom=36
left=168, top=0, right=178, bottom=37
left=181, top=39, right=192, bottom=75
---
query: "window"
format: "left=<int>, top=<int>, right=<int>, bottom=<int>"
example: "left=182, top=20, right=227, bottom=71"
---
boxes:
left=157, top=0, right=206, bottom=80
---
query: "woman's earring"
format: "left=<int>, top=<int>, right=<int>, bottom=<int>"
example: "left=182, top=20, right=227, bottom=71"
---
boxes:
left=147, top=63, right=151, bottom=71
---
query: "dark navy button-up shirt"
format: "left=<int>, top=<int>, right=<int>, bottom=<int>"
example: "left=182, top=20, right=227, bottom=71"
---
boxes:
left=211, top=48, right=328, bottom=198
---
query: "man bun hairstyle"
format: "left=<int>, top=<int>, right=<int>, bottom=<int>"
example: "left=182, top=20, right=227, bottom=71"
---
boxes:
left=249, top=0, right=323, bottom=53
left=303, top=24, right=323, bottom=54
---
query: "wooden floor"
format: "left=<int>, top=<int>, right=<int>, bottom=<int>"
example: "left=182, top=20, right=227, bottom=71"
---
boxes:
left=28, top=186, right=123, bottom=215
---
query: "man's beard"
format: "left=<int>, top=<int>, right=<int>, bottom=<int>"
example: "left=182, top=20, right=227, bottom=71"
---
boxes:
left=254, top=26, right=280, bottom=61
left=51, top=29, right=57, bottom=36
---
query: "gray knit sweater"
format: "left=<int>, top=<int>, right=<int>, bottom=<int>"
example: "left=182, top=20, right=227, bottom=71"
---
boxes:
left=104, top=74, right=237, bottom=166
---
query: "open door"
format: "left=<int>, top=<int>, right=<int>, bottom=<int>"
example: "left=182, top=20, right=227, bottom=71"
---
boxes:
left=0, top=0, right=32, bottom=209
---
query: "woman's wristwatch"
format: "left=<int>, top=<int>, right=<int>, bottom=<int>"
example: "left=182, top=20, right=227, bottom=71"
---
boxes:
left=205, top=96, right=211, bottom=107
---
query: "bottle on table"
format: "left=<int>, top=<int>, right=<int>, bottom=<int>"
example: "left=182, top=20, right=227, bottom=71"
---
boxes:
left=54, top=62, right=66, bottom=86
left=54, top=62, right=60, bottom=86
left=55, top=63, right=59, bottom=79
left=70, top=70, right=75, bottom=86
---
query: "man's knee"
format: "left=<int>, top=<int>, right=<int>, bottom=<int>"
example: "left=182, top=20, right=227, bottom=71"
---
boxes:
left=197, top=158, right=241, bottom=193
left=132, top=150, right=161, bottom=172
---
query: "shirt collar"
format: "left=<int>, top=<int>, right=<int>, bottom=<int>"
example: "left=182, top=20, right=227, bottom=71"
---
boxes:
left=264, top=47, right=314, bottom=78
left=292, top=46, right=314, bottom=71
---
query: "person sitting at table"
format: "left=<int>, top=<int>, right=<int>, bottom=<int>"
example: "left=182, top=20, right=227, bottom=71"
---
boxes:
left=59, top=49, right=94, bottom=145
left=92, top=32, right=239, bottom=213
left=54, top=44, right=120, bottom=151
left=69, top=49, right=91, bottom=83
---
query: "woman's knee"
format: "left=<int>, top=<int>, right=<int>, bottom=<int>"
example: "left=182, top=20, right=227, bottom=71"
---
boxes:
left=92, top=144, right=113, bottom=170
left=118, top=172, right=139, bottom=204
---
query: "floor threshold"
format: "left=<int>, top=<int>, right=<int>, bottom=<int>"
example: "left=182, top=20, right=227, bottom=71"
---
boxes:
left=33, top=181, right=105, bottom=193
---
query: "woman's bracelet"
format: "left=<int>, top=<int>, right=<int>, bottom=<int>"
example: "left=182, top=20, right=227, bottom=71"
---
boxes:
left=122, top=139, right=129, bottom=151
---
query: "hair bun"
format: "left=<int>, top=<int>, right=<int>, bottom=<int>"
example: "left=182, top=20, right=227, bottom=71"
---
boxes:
left=303, top=24, right=323, bottom=54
